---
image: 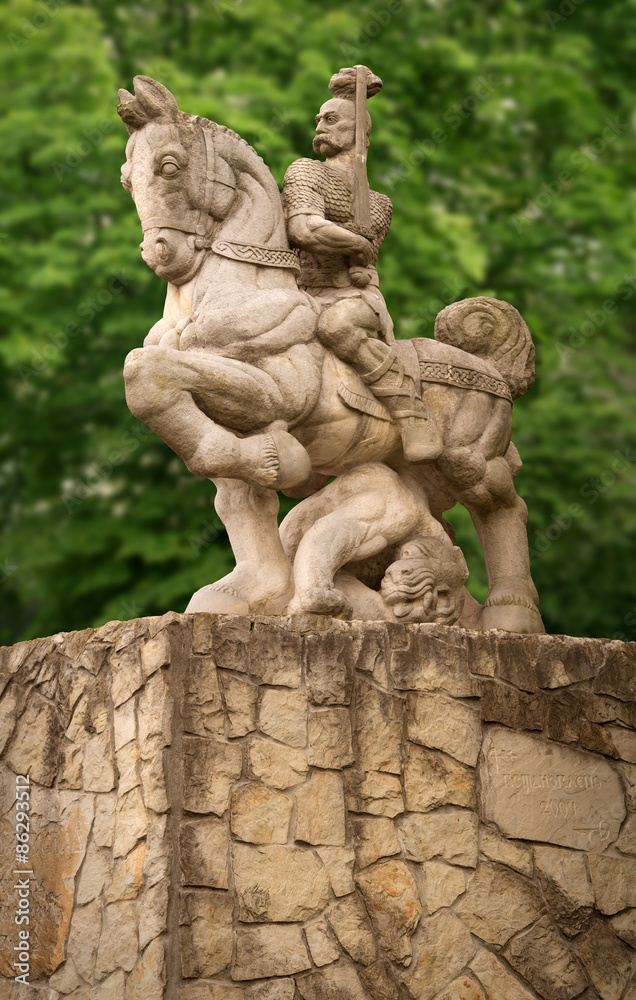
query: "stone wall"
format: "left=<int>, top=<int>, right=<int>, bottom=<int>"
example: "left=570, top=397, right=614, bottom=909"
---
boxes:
left=0, top=613, right=635, bottom=1000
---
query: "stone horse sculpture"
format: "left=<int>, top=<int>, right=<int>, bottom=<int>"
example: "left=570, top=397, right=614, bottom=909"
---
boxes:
left=117, top=75, right=543, bottom=633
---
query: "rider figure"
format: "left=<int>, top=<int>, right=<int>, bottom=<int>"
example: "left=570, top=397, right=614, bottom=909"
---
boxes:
left=283, top=66, right=442, bottom=463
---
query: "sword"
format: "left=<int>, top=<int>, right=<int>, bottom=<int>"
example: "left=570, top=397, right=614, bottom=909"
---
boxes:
left=353, top=64, right=373, bottom=234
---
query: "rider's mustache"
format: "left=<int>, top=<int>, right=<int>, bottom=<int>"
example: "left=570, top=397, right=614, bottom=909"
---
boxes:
left=312, top=133, right=349, bottom=154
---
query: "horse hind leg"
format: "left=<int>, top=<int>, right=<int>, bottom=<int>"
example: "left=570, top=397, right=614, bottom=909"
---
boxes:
left=124, top=346, right=311, bottom=489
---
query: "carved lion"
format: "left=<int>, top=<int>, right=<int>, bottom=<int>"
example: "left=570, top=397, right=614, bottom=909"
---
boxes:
left=379, top=536, right=468, bottom=625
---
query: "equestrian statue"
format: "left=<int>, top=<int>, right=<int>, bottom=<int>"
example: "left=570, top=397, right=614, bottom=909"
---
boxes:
left=116, top=67, right=543, bottom=634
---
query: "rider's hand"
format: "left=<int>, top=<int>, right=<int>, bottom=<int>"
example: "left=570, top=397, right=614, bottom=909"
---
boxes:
left=349, top=266, right=372, bottom=288
left=350, top=239, right=374, bottom=267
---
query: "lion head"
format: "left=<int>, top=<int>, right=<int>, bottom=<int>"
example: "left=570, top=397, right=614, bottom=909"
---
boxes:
left=380, top=536, right=468, bottom=625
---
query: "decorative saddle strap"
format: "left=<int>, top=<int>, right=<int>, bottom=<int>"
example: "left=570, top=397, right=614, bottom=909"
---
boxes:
left=419, top=361, right=512, bottom=402
left=212, top=239, right=300, bottom=272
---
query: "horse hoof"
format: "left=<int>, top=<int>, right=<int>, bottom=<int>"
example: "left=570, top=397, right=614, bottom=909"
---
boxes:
left=292, top=587, right=352, bottom=619
left=185, top=584, right=249, bottom=615
left=479, top=601, right=545, bottom=634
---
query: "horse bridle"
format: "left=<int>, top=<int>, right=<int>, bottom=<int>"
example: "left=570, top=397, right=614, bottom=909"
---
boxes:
left=140, top=123, right=300, bottom=271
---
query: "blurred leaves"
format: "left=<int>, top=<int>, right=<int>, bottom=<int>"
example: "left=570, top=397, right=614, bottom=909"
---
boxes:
left=0, top=0, right=635, bottom=642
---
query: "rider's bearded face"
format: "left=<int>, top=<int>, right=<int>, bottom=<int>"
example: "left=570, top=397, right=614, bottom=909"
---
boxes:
left=313, top=99, right=356, bottom=157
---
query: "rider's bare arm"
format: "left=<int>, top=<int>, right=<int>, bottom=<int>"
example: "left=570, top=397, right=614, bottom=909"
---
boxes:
left=287, top=214, right=374, bottom=267
left=144, top=316, right=173, bottom=346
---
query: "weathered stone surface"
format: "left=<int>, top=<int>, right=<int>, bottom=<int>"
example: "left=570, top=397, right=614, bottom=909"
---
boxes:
left=478, top=677, right=546, bottom=731
left=316, top=847, right=355, bottom=896
left=390, top=629, right=475, bottom=697
left=5, top=697, right=62, bottom=785
left=480, top=827, right=533, bottom=877
left=357, top=627, right=389, bottom=685
left=404, top=744, right=476, bottom=813
left=233, top=843, right=330, bottom=921
left=125, top=938, right=166, bottom=1000
left=304, top=631, right=353, bottom=705
left=400, top=809, right=479, bottom=867
left=345, top=770, right=404, bottom=817
left=183, top=737, right=242, bottom=814
left=355, top=677, right=402, bottom=773
left=180, top=985, right=245, bottom=1000
left=137, top=670, right=172, bottom=759
left=307, top=708, right=354, bottom=769
left=82, top=727, right=115, bottom=792
left=575, top=920, right=632, bottom=1000
left=141, top=630, right=171, bottom=677
left=94, top=793, right=116, bottom=847
left=355, top=860, right=422, bottom=966
left=113, top=785, right=148, bottom=857
left=95, top=900, right=138, bottom=976
left=610, top=908, right=636, bottom=948
left=140, top=749, right=169, bottom=812
left=296, top=959, right=369, bottom=1000
left=193, top=613, right=250, bottom=667
left=110, top=641, right=144, bottom=707
left=403, top=910, right=476, bottom=1000
left=65, top=899, right=102, bottom=982
left=259, top=688, right=307, bottom=747
left=469, top=949, right=535, bottom=1000
left=180, top=816, right=229, bottom=888
left=115, top=739, right=139, bottom=795
left=180, top=889, right=234, bottom=978
left=65, top=672, right=109, bottom=743
left=594, top=644, right=636, bottom=703
left=182, top=654, right=225, bottom=736
left=423, top=860, right=466, bottom=913
left=615, top=812, right=636, bottom=854
left=143, top=813, right=169, bottom=887
left=231, top=782, right=292, bottom=844
left=480, top=727, right=626, bottom=851
left=440, top=978, right=485, bottom=1000
left=406, top=692, right=481, bottom=766
left=248, top=737, right=308, bottom=789
left=607, top=726, right=636, bottom=763
left=248, top=980, right=296, bottom=1000
left=232, top=925, right=311, bottom=980
left=534, top=845, right=594, bottom=935
left=456, top=860, right=544, bottom=945
left=305, top=919, right=340, bottom=967
left=76, top=842, right=113, bottom=905
left=49, top=957, right=83, bottom=994
left=351, top=816, right=400, bottom=868
left=504, top=915, right=588, bottom=1000
left=58, top=739, right=83, bottom=789
left=221, top=672, right=258, bottom=738
left=327, top=893, right=378, bottom=965
left=249, top=621, right=302, bottom=687
left=588, top=854, right=636, bottom=913
left=295, top=771, right=346, bottom=845
left=138, top=881, right=168, bottom=948
left=359, top=960, right=401, bottom=1000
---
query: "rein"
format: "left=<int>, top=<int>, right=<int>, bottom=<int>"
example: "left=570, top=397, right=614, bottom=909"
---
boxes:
left=140, top=123, right=299, bottom=272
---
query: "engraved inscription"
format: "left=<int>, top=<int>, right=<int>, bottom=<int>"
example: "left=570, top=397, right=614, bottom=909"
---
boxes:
left=480, top=728, right=626, bottom=852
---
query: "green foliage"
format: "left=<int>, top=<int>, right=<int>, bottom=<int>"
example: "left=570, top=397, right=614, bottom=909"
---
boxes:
left=1, top=0, right=635, bottom=642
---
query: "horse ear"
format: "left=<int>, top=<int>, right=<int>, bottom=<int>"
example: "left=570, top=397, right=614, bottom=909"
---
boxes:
left=117, top=88, right=143, bottom=134
left=133, top=76, right=179, bottom=122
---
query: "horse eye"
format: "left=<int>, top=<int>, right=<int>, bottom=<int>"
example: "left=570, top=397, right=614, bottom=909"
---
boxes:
left=161, top=159, right=180, bottom=178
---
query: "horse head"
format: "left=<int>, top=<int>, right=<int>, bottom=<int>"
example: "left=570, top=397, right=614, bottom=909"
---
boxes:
left=117, top=76, right=287, bottom=286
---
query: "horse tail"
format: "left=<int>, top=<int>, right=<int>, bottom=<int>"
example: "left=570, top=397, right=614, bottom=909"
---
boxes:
left=433, top=296, right=535, bottom=399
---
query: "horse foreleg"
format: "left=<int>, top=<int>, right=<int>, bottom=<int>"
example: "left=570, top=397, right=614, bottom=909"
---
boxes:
left=123, top=346, right=311, bottom=489
left=186, top=479, right=293, bottom=615
left=457, top=456, right=544, bottom=633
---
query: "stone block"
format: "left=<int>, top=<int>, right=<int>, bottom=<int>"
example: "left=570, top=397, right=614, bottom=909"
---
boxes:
left=180, top=816, right=229, bottom=888
left=113, top=785, right=149, bottom=857
left=404, top=744, right=476, bottom=812
left=249, top=620, right=302, bottom=687
left=259, top=688, right=307, bottom=747
left=76, top=842, right=113, bottom=905
left=456, top=860, right=544, bottom=946
left=304, top=631, right=354, bottom=704
left=593, top=643, right=636, bottom=703
left=180, top=889, right=234, bottom=978
left=183, top=737, right=242, bottom=814
left=480, top=727, right=625, bottom=851
left=469, top=949, right=535, bottom=1000
left=610, top=908, right=636, bottom=948
left=423, top=860, right=466, bottom=913
left=305, top=920, right=340, bottom=967
left=359, top=960, right=401, bottom=1000
left=125, top=938, right=166, bottom=1000
left=345, top=770, right=404, bottom=817
left=389, top=627, right=475, bottom=696
left=232, top=843, right=330, bottom=922
left=316, top=847, right=355, bottom=896
left=606, top=725, right=636, bottom=763
left=504, top=915, right=588, bottom=1000
left=248, top=981, right=296, bottom=1000
left=295, top=771, right=346, bottom=846
left=574, top=920, right=632, bottom=1000
left=231, top=782, right=292, bottom=844
left=588, top=854, right=636, bottom=913
left=232, top=925, right=311, bottom=980
left=5, top=697, right=62, bottom=786
left=440, top=978, right=485, bottom=1000
left=182, top=654, right=225, bottom=736
left=478, top=677, right=545, bottom=731
left=296, top=959, right=369, bottom=1000
left=406, top=691, right=481, bottom=766
left=400, top=809, right=479, bottom=867
left=534, top=845, right=594, bottom=935
left=95, top=900, right=138, bottom=976
left=480, top=827, right=533, bottom=877
left=354, top=677, right=402, bottom=773
left=221, top=672, right=258, bottom=738
left=403, top=910, right=476, bottom=1000
left=355, top=860, right=422, bottom=966
left=247, top=736, right=307, bottom=788
left=327, top=893, right=378, bottom=965
left=351, top=816, right=400, bottom=868
left=307, top=708, right=354, bottom=769
left=192, top=613, right=250, bottom=666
